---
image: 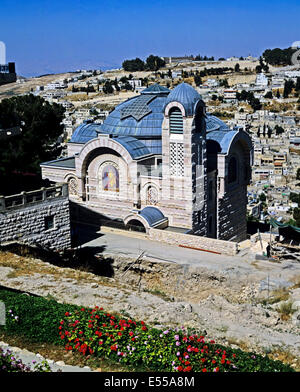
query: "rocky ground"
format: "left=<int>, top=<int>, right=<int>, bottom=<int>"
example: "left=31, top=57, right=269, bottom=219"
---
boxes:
left=0, top=248, right=299, bottom=370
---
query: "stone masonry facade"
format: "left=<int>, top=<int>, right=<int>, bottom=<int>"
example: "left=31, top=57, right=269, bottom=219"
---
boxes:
left=0, top=184, right=71, bottom=251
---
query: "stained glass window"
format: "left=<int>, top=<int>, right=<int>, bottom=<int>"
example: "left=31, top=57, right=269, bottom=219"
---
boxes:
left=102, top=164, right=119, bottom=192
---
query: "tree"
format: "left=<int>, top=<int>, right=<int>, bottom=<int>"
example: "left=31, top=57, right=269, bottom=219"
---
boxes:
left=145, top=55, right=165, bottom=71
left=259, top=192, right=266, bottom=202
left=255, top=65, right=262, bottom=73
left=219, top=79, right=229, bottom=88
left=283, top=80, right=295, bottom=98
left=250, top=98, right=262, bottom=111
left=194, top=75, right=202, bottom=86
left=123, top=82, right=133, bottom=91
left=103, top=81, right=114, bottom=94
left=263, top=47, right=297, bottom=66
left=275, top=125, right=284, bottom=135
left=264, top=91, right=273, bottom=99
left=267, top=126, right=273, bottom=138
left=0, top=95, right=65, bottom=191
left=234, top=63, right=240, bottom=72
left=296, top=168, right=300, bottom=180
left=293, top=207, right=300, bottom=226
left=122, top=58, right=145, bottom=72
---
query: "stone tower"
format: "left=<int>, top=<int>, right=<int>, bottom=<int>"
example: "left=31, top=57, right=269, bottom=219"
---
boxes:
left=161, top=83, right=207, bottom=234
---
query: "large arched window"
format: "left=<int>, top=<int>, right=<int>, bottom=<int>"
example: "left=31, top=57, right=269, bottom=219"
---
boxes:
left=102, top=164, right=119, bottom=192
left=169, top=107, right=183, bottom=134
left=228, top=157, right=238, bottom=184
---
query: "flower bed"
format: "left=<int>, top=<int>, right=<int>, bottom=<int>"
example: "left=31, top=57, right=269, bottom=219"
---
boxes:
left=0, top=288, right=295, bottom=372
left=59, top=306, right=294, bottom=372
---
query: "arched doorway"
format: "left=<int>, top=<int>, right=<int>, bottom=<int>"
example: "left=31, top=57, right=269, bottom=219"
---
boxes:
left=125, top=219, right=146, bottom=233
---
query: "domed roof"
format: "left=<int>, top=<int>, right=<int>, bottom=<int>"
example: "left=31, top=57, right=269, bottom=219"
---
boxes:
left=70, top=121, right=102, bottom=144
left=206, top=113, right=231, bottom=132
left=165, top=83, right=202, bottom=116
left=69, top=85, right=232, bottom=155
left=99, top=89, right=169, bottom=138
left=141, top=83, right=170, bottom=95
left=139, top=206, right=166, bottom=227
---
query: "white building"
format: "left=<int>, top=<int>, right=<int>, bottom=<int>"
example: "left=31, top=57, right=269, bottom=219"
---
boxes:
left=224, top=90, right=237, bottom=100
left=256, top=73, right=268, bottom=87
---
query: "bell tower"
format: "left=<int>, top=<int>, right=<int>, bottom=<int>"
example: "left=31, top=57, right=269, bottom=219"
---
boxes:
left=161, top=83, right=207, bottom=234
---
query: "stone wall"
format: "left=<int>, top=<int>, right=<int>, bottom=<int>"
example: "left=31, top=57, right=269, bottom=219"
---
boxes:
left=148, top=228, right=238, bottom=255
left=0, top=72, right=16, bottom=86
left=0, top=184, right=71, bottom=251
left=217, top=186, right=248, bottom=243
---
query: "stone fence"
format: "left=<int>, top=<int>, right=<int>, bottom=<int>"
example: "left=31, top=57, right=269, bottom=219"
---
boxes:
left=0, top=184, right=71, bottom=251
left=149, top=228, right=239, bottom=256
left=0, top=184, right=68, bottom=212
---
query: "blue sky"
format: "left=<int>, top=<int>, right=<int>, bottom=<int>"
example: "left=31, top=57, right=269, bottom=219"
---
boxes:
left=1, top=0, right=300, bottom=77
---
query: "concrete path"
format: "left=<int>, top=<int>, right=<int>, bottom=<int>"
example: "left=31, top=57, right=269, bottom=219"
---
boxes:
left=0, top=341, right=93, bottom=372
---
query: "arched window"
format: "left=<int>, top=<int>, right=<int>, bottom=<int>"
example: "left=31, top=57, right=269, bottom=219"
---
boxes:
left=102, top=164, right=119, bottom=192
left=67, top=177, right=79, bottom=196
left=228, top=157, right=238, bottom=184
left=169, top=107, right=183, bottom=134
left=146, top=186, right=158, bottom=205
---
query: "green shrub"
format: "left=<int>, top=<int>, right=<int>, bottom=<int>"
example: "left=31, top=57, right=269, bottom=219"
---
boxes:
left=0, top=289, right=80, bottom=344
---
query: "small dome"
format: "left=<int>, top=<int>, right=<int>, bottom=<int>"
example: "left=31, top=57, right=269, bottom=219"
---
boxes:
left=139, top=206, right=166, bottom=227
left=141, top=83, right=171, bottom=95
left=165, top=83, right=202, bottom=116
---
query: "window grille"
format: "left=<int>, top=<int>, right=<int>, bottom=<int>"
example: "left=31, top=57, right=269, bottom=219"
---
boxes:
left=170, top=142, right=184, bottom=176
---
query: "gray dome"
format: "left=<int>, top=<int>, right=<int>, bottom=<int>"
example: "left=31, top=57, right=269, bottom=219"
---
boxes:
left=165, top=82, right=202, bottom=116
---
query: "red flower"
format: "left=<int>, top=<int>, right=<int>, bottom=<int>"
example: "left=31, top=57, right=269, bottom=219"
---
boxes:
left=142, top=326, right=147, bottom=331
left=177, top=366, right=183, bottom=372
left=202, top=368, right=207, bottom=372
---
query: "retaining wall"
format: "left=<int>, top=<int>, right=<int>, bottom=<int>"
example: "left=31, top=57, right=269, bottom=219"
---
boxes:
left=149, top=228, right=238, bottom=256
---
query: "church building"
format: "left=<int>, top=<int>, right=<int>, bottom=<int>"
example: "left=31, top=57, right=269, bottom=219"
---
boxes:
left=41, top=83, right=253, bottom=242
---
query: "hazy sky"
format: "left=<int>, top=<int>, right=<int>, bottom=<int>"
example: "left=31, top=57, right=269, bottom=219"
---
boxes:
left=1, top=0, right=300, bottom=77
